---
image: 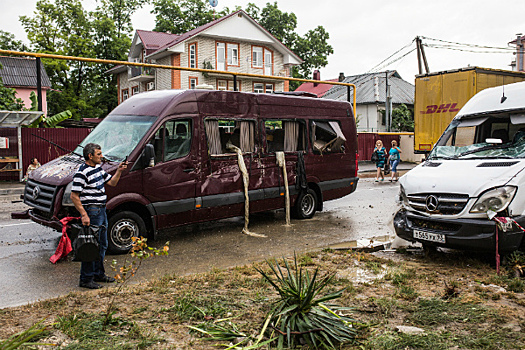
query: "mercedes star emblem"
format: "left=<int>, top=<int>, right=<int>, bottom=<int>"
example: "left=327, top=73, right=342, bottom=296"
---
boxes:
left=33, top=186, right=41, bottom=200
left=425, top=195, right=439, bottom=212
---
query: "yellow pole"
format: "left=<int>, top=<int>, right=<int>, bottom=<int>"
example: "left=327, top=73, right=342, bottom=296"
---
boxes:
left=0, top=49, right=357, bottom=116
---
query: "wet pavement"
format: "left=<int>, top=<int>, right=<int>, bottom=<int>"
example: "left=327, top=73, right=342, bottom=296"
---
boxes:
left=0, top=165, right=413, bottom=309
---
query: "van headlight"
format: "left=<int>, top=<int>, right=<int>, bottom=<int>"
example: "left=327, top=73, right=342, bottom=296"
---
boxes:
left=470, top=186, right=517, bottom=213
left=62, top=181, right=74, bottom=206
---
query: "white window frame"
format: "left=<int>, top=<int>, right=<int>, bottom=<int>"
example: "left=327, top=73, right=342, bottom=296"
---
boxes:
left=265, top=83, right=274, bottom=94
left=122, top=89, right=129, bottom=101
left=216, top=42, right=226, bottom=71
left=189, top=78, right=197, bottom=89
left=189, top=43, right=197, bottom=68
left=254, top=83, right=264, bottom=93
left=264, top=48, right=273, bottom=75
left=217, top=80, right=227, bottom=91
left=131, top=86, right=139, bottom=95
left=252, top=46, right=263, bottom=68
left=227, top=43, right=239, bottom=66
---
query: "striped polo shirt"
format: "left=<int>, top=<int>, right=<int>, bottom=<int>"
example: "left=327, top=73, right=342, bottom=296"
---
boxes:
left=71, top=163, right=112, bottom=206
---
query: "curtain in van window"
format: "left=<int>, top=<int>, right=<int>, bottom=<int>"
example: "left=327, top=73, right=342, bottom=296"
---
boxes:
left=240, top=121, right=254, bottom=152
left=284, top=121, right=299, bottom=152
left=205, top=120, right=222, bottom=155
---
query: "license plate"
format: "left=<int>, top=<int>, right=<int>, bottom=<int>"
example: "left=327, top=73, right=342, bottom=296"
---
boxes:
left=413, top=230, right=446, bottom=243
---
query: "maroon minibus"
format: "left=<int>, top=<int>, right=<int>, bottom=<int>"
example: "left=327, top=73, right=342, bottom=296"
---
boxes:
left=18, top=90, right=359, bottom=253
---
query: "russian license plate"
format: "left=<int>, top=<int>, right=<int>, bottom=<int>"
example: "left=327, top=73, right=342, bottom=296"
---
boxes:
left=413, top=230, right=446, bottom=243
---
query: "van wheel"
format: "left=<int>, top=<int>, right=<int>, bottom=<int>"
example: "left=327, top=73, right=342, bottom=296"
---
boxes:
left=293, top=188, right=318, bottom=219
left=107, top=211, right=146, bottom=254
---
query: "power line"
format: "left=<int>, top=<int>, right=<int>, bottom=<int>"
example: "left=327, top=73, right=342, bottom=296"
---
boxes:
left=367, top=39, right=415, bottom=73
left=370, top=48, right=417, bottom=73
left=425, top=44, right=513, bottom=54
left=420, top=36, right=514, bottom=51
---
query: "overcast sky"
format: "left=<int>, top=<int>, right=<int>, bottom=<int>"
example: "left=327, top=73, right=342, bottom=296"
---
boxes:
left=2, top=0, right=524, bottom=83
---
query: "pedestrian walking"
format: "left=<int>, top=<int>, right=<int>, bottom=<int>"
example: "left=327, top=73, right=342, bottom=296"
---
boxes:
left=388, top=140, right=402, bottom=182
left=373, top=140, right=387, bottom=182
left=70, top=143, right=127, bottom=289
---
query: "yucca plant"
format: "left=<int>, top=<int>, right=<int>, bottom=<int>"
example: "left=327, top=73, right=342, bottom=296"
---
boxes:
left=256, top=254, right=358, bottom=349
left=0, top=319, right=55, bottom=349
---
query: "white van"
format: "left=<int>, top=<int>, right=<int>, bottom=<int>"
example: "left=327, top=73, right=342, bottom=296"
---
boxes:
left=394, top=81, right=525, bottom=252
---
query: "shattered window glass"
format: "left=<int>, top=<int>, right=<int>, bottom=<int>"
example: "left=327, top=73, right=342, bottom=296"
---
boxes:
left=311, top=121, right=346, bottom=154
left=76, top=115, right=156, bottom=161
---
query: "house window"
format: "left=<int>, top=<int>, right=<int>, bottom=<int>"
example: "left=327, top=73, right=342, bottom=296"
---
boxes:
left=131, top=86, right=139, bottom=95
left=216, top=42, right=226, bottom=71
left=252, top=46, right=263, bottom=68
left=253, top=83, right=264, bottom=93
left=228, top=80, right=241, bottom=91
left=122, top=89, right=129, bottom=101
left=265, top=83, right=274, bottom=93
left=189, top=77, right=198, bottom=89
left=264, top=48, right=273, bottom=75
left=217, top=80, right=227, bottom=91
left=227, top=43, right=239, bottom=66
left=189, top=43, right=197, bottom=68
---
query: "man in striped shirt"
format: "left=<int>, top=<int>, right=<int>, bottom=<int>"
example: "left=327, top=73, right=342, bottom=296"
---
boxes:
left=71, top=143, right=127, bottom=289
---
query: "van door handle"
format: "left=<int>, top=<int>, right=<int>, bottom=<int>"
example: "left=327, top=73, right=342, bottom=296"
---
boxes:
left=183, top=168, right=194, bottom=172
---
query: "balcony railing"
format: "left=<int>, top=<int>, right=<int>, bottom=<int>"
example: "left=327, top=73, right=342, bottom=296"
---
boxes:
left=129, top=66, right=155, bottom=81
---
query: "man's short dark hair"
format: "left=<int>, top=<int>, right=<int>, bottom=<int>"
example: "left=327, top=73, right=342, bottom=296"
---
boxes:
left=83, top=143, right=101, bottom=160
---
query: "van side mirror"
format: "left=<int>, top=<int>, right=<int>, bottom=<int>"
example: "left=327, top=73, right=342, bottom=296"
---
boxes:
left=144, top=144, right=155, bottom=167
left=130, top=144, right=155, bottom=172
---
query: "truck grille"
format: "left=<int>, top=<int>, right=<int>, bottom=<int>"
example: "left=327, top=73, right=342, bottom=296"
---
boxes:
left=24, top=179, right=58, bottom=215
left=407, top=193, right=469, bottom=215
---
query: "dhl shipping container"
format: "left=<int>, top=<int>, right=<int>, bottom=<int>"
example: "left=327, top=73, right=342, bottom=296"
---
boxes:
left=414, top=67, right=525, bottom=153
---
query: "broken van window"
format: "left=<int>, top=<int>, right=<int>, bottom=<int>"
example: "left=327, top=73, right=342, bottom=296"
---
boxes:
left=264, top=120, right=306, bottom=153
left=205, top=119, right=255, bottom=155
left=76, top=114, right=156, bottom=161
left=311, top=121, right=346, bottom=154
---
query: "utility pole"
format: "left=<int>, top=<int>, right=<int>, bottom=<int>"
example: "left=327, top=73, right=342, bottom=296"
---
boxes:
left=415, top=36, right=430, bottom=74
left=385, top=71, right=392, bottom=132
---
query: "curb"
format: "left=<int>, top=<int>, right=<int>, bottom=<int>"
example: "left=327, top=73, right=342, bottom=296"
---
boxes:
left=0, top=188, right=25, bottom=196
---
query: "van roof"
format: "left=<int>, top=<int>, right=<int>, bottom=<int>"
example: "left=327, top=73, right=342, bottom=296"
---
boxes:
left=110, top=89, right=352, bottom=118
left=455, top=81, right=525, bottom=120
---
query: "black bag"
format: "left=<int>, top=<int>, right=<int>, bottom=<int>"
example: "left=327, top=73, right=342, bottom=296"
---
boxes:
left=371, top=151, right=379, bottom=162
left=384, top=161, right=391, bottom=175
left=71, top=224, right=100, bottom=262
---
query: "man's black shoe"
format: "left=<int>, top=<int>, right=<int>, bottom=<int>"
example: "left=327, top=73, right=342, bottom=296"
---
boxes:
left=79, top=280, right=102, bottom=289
left=94, top=275, right=116, bottom=283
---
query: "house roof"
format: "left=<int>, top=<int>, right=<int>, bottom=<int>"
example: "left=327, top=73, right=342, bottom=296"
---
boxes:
left=136, top=30, right=180, bottom=55
left=295, top=78, right=338, bottom=97
left=0, top=56, right=51, bottom=88
left=146, top=10, right=302, bottom=64
left=321, top=71, right=414, bottom=105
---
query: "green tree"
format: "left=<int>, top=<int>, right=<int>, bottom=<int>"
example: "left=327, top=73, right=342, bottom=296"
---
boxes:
left=391, top=104, right=414, bottom=132
left=152, top=0, right=229, bottom=34
left=0, top=30, right=28, bottom=51
left=0, top=63, right=25, bottom=111
left=20, top=0, right=142, bottom=119
left=152, top=1, right=333, bottom=90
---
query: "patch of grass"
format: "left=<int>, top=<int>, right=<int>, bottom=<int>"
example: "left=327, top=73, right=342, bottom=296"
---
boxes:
left=405, top=298, right=502, bottom=326
left=385, top=270, right=413, bottom=286
left=396, top=285, right=419, bottom=301
left=506, top=277, right=525, bottom=293
left=369, top=297, right=398, bottom=318
left=163, top=294, right=246, bottom=322
left=365, top=261, right=383, bottom=275
left=366, top=330, right=452, bottom=350
left=298, top=253, right=315, bottom=266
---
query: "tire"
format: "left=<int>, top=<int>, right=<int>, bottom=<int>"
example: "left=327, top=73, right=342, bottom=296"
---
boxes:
left=107, top=211, right=146, bottom=254
left=293, top=188, right=318, bottom=219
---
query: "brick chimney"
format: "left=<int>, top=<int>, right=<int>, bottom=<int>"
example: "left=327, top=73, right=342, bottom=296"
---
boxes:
left=339, top=72, right=345, bottom=82
left=313, top=70, right=320, bottom=87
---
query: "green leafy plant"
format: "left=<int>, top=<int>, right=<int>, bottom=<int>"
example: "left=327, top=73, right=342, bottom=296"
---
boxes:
left=256, top=254, right=358, bottom=349
left=0, top=319, right=55, bottom=349
left=105, top=237, right=169, bottom=326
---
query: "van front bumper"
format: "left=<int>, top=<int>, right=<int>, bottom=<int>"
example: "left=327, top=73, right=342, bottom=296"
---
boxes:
left=394, top=209, right=525, bottom=252
left=27, top=209, right=63, bottom=231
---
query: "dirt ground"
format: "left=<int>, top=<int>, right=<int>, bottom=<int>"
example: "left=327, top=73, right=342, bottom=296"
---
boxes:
left=1, top=247, right=524, bottom=349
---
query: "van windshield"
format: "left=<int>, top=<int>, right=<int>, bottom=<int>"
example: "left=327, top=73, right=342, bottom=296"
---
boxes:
left=75, top=115, right=157, bottom=161
left=429, top=115, right=525, bottom=160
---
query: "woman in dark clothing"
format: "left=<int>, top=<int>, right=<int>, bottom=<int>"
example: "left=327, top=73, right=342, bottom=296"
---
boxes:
left=373, top=140, right=387, bottom=182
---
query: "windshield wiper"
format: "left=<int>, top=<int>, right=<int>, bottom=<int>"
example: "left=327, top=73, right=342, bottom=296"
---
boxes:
left=453, top=144, right=513, bottom=159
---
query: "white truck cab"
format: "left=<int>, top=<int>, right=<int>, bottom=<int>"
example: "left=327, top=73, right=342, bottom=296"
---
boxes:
left=395, top=81, right=525, bottom=252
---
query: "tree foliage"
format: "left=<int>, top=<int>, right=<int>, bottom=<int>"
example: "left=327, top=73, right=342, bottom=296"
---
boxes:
left=152, top=0, right=333, bottom=90
left=391, top=104, right=414, bottom=132
left=152, top=0, right=229, bottom=34
left=0, top=63, right=25, bottom=111
left=19, top=0, right=140, bottom=119
left=0, top=30, right=28, bottom=51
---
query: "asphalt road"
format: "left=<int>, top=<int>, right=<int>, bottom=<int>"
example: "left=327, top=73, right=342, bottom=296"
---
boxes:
left=0, top=177, right=401, bottom=309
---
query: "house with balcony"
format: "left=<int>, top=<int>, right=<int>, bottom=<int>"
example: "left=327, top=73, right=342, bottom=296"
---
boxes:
left=108, top=10, right=302, bottom=104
